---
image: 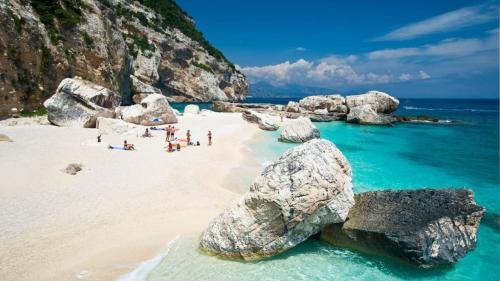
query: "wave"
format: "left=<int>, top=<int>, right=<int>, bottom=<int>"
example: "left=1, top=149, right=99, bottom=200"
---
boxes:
left=403, top=106, right=499, bottom=112
left=117, top=236, right=180, bottom=281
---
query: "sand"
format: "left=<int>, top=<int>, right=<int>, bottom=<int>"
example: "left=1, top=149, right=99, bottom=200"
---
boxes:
left=0, top=112, right=263, bottom=281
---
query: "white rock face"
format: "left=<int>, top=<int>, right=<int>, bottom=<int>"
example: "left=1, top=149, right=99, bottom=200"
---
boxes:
left=199, top=139, right=354, bottom=260
left=345, top=91, right=399, bottom=113
left=346, top=105, right=392, bottom=125
left=96, top=117, right=140, bottom=135
left=286, top=101, right=301, bottom=113
left=120, top=94, right=177, bottom=126
left=130, top=75, right=162, bottom=104
left=132, top=48, right=161, bottom=84
left=242, top=110, right=280, bottom=131
left=299, top=95, right=348, bottom=113
left=279, top=117, right=320, bottom=143
left=184, top=104, right=200, bottom=115
left=43, top=78, right=121, bottom=128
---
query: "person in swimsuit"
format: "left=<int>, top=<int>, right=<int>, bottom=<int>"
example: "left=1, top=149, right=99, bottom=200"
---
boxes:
left=166, top=125, right=171, bottom=141
left=142, top=128, right=152, bottom=137
left=186, top=129, right=191, bottom=144
left=167, top=142, right=173, bottom=152
left=208, top=130, right=212, bottom=146
left=171, top=126, right=176, bottom=140
left=123, top=140, right=135, bottom=150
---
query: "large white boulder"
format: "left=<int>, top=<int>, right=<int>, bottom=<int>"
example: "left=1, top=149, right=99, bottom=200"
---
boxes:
left=345, top=91, right=399, bottom=113
left=184, top=104, right=200, bottom=115
left=119, top=94, right=177, bottom=126
left=43, top=78, right=121, bottom=128
left=96, top=117, right=140, bottom=135
left=199, top=139, right=354, bottom=260
left=242, top=110, right=280, bottom=131
left=299, top=95, right=348, bottom=113
left=346, top=104, right=393, bottom=125
left=285, top=101, right=301, bottom=113
left=279, top=117, right=320, bottom=142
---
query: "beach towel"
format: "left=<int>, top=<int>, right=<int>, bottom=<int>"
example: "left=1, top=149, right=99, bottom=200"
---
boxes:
left=108, top=146, right=126, bottom=150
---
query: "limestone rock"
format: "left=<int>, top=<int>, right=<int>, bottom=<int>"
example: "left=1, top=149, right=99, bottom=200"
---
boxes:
left=130, top=75, right=162, bottom=104
left=346, top=105, right=393, bottom=125
left=242, top=110, right=280, bottom=131
left=120, top=94, right=177, bottom=126
left=320, top=189, right=485, bottom=268
left=43, top=78, right=120, bottom=128
left=63, top=163, right=83, bottom=175
left=299, top=95, right=348, bottom=113
left=199, top=139, right=354, bottom=260
left=286, top=101, right=301, bottom=113
left=0, top=134, right=13, bottom=142
left=0, top=0, right=247, bottom=116
left=345, top=91, right=399, bottom=113
left=279, top=117, right=320, bottom=142
left=96, top=117, right=140, bottom=135
left=184, top=104, right=200, bottom=115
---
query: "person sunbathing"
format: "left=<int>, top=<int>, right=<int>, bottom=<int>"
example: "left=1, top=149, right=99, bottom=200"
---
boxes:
left=123, top=140, right=135, bottom=150
left=167, top=142, right=174, bottom=152
left=142, top=128, right=152, bottom=138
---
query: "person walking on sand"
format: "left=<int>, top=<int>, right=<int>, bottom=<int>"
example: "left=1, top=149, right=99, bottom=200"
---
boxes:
left=186, top=129, right=191, bottom=144
left=166, top=125, right=171, bottom=141
left=208, top=130, right=212, bottom=146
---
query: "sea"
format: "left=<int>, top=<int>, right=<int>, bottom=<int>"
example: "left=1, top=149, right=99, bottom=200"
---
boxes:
left=123, top=98, right=499, bottom=281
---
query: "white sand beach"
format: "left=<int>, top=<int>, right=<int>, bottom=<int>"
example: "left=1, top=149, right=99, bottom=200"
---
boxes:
left=0, top=112, right=262, bottom=281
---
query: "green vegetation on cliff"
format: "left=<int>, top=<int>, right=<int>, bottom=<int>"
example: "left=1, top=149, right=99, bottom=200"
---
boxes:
left=27, top=0, right=83, bottom=43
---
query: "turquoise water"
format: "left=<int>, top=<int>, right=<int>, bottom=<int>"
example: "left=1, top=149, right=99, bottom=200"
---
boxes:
left=139, top=99, right=499, bottom=281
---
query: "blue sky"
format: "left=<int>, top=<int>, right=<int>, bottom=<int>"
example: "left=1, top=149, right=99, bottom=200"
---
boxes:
left=177, top=0, right=499, bottom=98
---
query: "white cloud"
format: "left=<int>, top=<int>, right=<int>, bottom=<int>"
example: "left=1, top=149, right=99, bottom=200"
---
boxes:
left=242, top=57, right=394, bottom=86
left=376, top=4, right=498, bottom=41
left=368, top=31, right=499, bottom=59
left=399, top=73, right=412, bottom=81
left=295, top=47, right=306, bottom=51
left=419, top=70, right=431, bottom=79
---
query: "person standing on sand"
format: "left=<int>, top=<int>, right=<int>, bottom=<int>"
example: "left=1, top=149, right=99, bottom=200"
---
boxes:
left=171, top=126, right=176, bottom=140
left=186, top=130, right=191, bottom=144
left=166, top=125, right=171, bottom=141
left=208, top=130, right=212, bottom=146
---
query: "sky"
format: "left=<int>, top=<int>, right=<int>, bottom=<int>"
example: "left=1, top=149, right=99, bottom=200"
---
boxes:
left=177, top=0, right=499, bottom=98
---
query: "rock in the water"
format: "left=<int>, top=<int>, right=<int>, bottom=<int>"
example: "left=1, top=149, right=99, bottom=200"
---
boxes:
left=346, top=105, right=393, bottom=125
left=320, top=189, right=485, bottom=268
left=242, top=110, right=280, bottom=131
left=184, top=104, right=200, bottom=115
left=43, top=78, right=121, bottom=128
left=96, top=117, right=139, bottom=135
left=0, top=134, right=13, bottom=142
left=346, top=91, right=399, bottom=114
left=64, top=163, right=83, bottom=175
left=299, top=95, right=348, bottom=113
left=130, top=75, right=162, bottom=104
left=199, top=139, right=354, bottom=260
left=286, top=101, right=301, bottom=113
left=279, top=117, right=320, bottom=142
left=120, top=94, right=177, bottom=126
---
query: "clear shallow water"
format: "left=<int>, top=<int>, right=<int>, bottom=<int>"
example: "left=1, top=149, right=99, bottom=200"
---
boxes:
left=142, top=99, right=499, bottom=281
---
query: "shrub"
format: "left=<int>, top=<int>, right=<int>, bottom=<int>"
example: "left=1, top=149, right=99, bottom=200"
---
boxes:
left=193, top=62, right=213, bottom=74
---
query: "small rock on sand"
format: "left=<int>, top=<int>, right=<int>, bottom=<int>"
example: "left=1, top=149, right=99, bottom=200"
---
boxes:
left=64, top=163, right=83, bottom=175
left=0, top=134, right=13, bottom=142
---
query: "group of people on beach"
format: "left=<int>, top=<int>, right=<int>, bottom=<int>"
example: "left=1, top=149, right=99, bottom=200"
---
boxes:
left=109, top=126, right=213, bottom=151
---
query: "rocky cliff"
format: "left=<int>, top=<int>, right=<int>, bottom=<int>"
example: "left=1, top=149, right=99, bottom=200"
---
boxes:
left=0, top=0, right=247, bottom=115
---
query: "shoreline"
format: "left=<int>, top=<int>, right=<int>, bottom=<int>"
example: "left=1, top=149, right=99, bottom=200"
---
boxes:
left=0, top=112, right=263, bottom=281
